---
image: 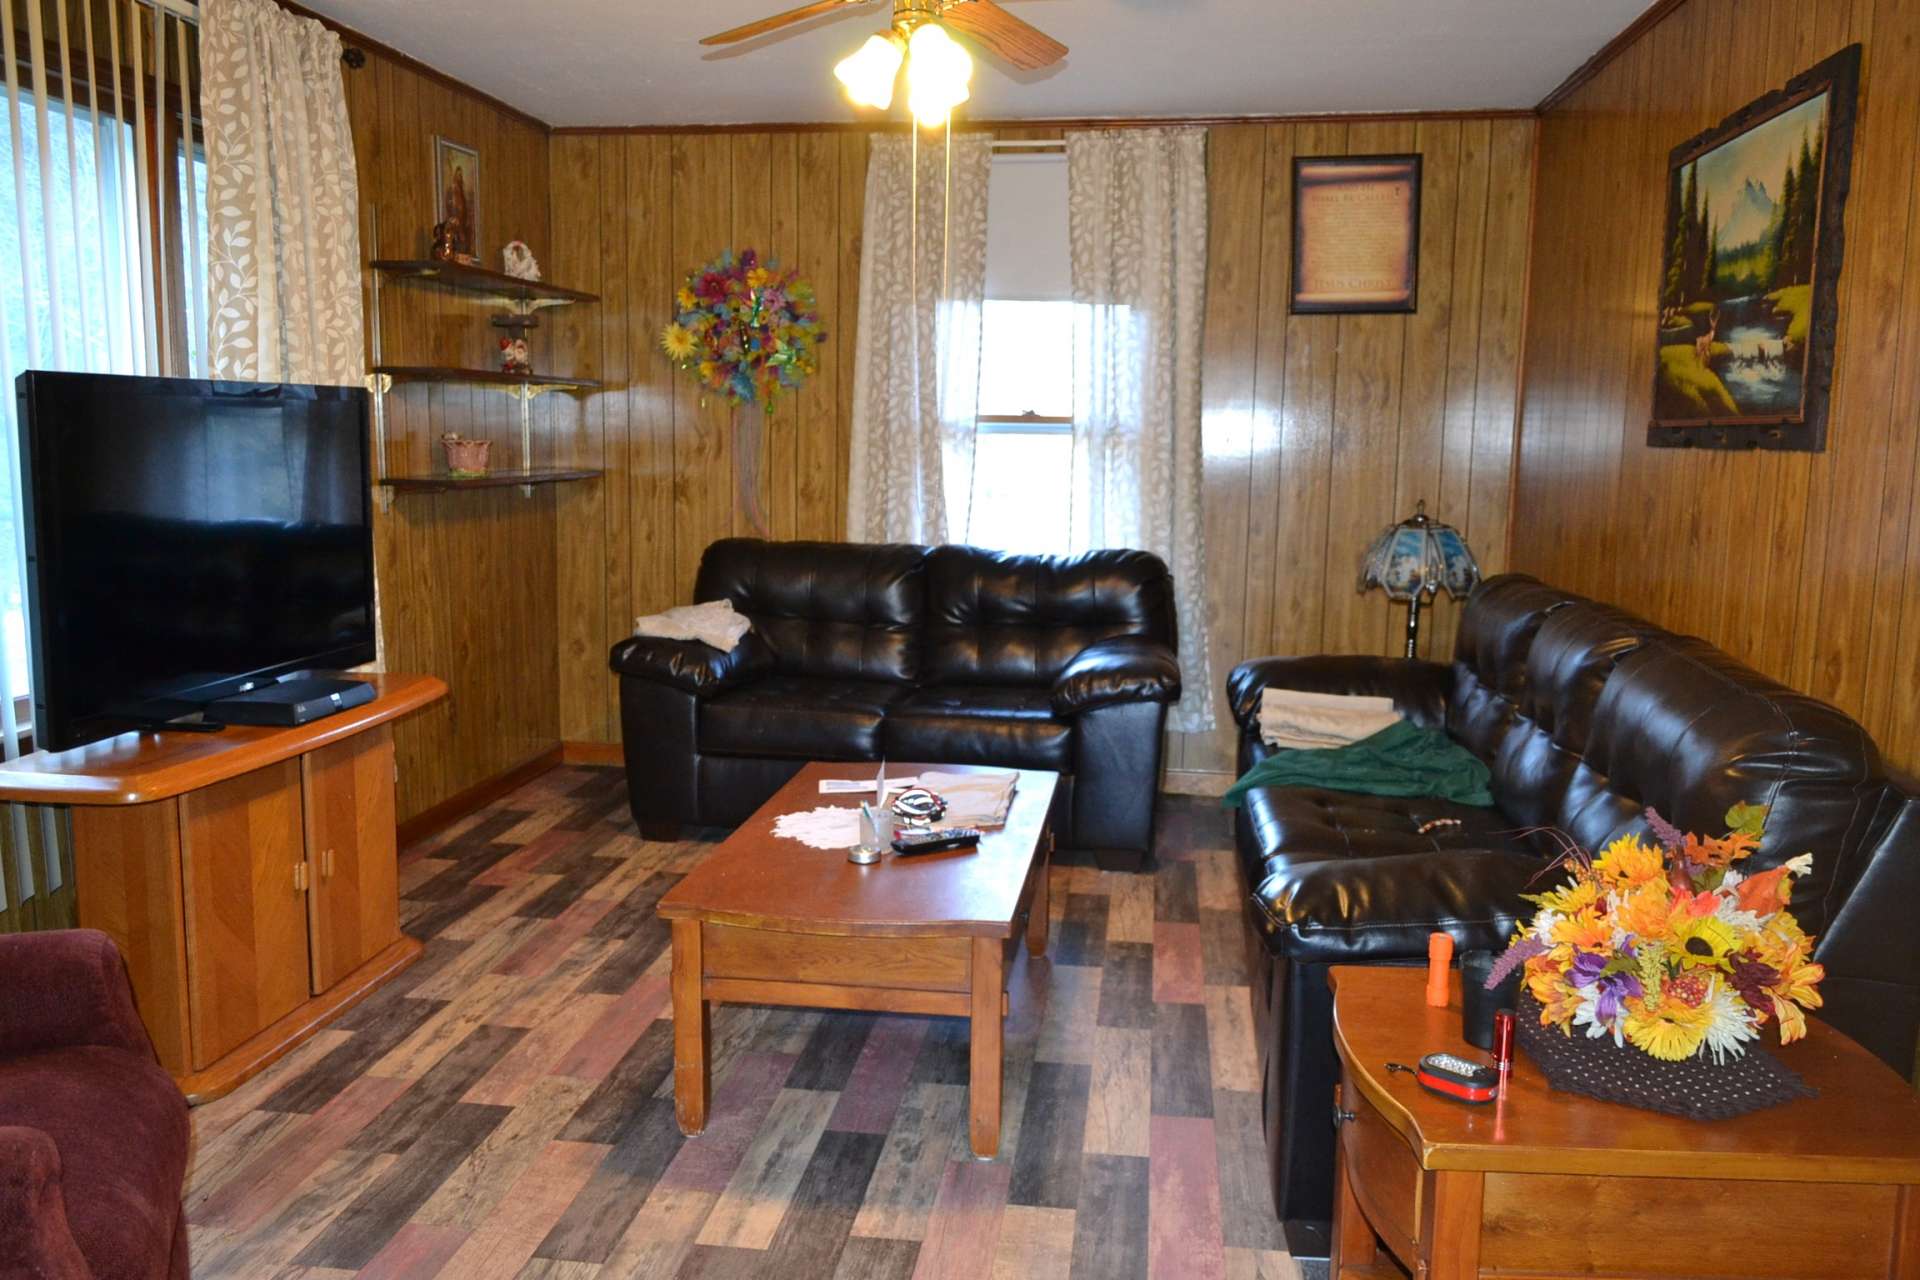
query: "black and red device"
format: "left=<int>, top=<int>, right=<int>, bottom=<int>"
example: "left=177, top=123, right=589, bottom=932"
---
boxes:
left=1409, top=1052, right=1500, bottom=1104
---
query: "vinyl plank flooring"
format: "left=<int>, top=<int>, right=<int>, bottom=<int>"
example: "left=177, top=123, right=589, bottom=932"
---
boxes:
left=184, top=767, right=1290, bottom=1280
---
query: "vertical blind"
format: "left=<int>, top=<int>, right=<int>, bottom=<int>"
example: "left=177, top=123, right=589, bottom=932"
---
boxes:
left=0, top=0, right=204, bottom=929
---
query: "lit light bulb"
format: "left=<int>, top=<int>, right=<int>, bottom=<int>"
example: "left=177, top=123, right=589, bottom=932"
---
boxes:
left=834, top=33, right=905, bottom=111
left=906, top=23, right=972, bottom=127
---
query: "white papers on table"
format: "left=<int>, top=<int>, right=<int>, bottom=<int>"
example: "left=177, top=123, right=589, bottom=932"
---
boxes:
left=819, top=775, right=920, bottom=795
left=917, top=769, right=1018, bottom=828
left=773, top=806, right=862, bottom=849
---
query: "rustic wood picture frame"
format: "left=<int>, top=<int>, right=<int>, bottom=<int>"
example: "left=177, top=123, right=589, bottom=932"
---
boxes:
left=1290, top=154, right=1422, bottom=315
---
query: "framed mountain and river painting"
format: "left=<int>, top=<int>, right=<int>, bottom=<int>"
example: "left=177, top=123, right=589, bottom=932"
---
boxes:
left=1650, top=44, right=1860, bottom=451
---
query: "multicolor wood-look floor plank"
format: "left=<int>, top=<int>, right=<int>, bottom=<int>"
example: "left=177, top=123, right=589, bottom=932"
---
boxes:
left=185, top=768, right=1300, bottom=1280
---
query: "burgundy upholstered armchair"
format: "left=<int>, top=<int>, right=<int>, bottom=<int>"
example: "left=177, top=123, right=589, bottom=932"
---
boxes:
left=0, top=929, right=190, bottom=1280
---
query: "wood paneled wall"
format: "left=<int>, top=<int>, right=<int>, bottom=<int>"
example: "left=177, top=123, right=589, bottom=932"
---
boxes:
left=1512, top=0, right=1920, bottom=775
left=337, top=44, right=560, bottom=821
left=544, top=118, right=1536, bottom=783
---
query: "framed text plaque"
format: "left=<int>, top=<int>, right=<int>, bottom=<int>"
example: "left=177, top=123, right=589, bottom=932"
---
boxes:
left=1291, top=154, right=1422, bottom=314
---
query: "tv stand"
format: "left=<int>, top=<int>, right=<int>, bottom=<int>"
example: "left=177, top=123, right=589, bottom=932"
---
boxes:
left=0, top=673, right=446, bottom=1102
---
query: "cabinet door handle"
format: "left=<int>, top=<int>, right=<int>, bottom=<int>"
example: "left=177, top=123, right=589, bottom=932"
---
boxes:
left=294, top=861, right=309, bottom=893
left=322, top=848, right=335, bottom=878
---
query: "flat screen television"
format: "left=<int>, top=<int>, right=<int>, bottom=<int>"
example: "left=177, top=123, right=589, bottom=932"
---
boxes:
left=15, top=372, right=376, bottom=750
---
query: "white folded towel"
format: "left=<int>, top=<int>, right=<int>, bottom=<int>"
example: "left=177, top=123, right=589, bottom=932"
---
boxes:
left=918, top=769, right=1018, bottom=828
left=633, top=599, right=752, bottom=653
left=1258, top=688, right=1402, bottom=750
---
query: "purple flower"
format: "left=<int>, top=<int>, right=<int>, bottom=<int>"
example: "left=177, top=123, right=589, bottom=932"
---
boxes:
left=1645, top=807, right=1686, bottom=853
left=1570, top=949, right=1644, bottom=1022
left=1485, top=937, right=1547, bottom=989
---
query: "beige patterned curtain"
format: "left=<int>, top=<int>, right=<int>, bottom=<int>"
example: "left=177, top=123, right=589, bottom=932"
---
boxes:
left=1066, top=127, right=1215, bottom=733
left=847, top=131, right=992, bottom=544
left=200, top=0, right=363, bottom=383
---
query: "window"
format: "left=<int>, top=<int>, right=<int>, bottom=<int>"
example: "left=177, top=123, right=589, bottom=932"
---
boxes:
left=964, top=150, right=1074, bottom=556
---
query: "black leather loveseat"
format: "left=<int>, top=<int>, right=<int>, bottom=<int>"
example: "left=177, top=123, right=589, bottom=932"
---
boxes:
left=611, top=538, right=1182, bottom=867
left=1228, top=574, right=1920, bottom=1255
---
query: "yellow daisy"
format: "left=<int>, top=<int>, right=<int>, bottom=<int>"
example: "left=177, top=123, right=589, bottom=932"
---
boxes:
left=1593, top=835, right=1664, bottom=890
left=1672, top=913, right=1739, bottom=971
left=661, top=323, right=697, bottom=362
left=1624, top=992, right=1714, bottom=1061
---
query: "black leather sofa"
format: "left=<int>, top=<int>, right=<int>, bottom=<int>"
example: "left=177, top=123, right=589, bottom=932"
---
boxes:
left=610, top=538, right=1182, bottom=867
left=1228, top=574, right=1920, bottom=1256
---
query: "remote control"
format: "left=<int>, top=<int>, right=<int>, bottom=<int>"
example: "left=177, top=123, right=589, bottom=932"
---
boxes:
left=890, top=827, right=982, bottom=856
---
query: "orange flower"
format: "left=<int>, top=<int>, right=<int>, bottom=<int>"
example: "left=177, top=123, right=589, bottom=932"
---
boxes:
left=1734, top=865, right=1793, bottom=917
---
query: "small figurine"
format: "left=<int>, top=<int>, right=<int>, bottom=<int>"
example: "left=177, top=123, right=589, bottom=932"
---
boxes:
left=499, top=335, right=531, bottom=374
left=502, top=240, right=541, bottom=282
left=429, top=221, right=456, bottom=262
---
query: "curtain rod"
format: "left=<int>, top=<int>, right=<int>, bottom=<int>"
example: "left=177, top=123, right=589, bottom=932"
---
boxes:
left=991, top=140, right=1065, bottom=152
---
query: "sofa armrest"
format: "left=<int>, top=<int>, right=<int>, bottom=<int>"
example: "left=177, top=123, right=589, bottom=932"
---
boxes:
left=0, top=930, right=154, bottom=1060
left=1226, top=655, right=1452, bottom=735
left=1250, top=849, right=1540, bottom=963
left=0, top=1127, right=91, bottom=1279
left=608, top=631, right=773, bottom=696
left=1051, top=637, right=1181, bottom=716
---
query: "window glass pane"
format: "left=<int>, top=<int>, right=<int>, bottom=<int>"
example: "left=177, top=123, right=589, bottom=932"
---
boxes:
left=977, top=299, right=1073, bottom=419
left=966, top=431, right=1072, bottom=556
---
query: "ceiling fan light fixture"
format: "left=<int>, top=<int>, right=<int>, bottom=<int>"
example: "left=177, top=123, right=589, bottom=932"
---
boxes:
left=905, top=21, right=971, bottom=128
left=834, top=31, right=906, bottom=110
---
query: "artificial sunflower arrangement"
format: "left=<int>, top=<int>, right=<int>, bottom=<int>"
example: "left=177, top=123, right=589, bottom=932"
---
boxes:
left=1489, top=804, right=1825, bottom=1066
left=660, top=249, right=824, bottom=412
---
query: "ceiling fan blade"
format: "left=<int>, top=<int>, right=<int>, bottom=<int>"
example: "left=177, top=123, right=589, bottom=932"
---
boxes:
left=700, top=0, right=876, bottom=46
left=940, top=0, right=1068, bottom=71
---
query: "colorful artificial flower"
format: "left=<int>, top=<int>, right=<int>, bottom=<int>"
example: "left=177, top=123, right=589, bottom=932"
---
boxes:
left=1495, top=805, right=1825, bottom=1065
left=661, top=248, right=825, bottom=412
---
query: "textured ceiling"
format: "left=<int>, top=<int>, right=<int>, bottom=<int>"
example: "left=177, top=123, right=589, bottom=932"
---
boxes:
left=302, top=0, right=1653, bottom=128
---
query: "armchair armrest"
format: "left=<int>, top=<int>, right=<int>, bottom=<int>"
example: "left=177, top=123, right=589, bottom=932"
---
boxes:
left=608, top=631, right=773, bottom=696
left=1051, top=636, right=1181, bottom=716
left=0, top=1127, right=90, bottom=1279
left=1251, top=849, right=1539, bottom=963
left=1226, top=655, right=1452, bottom=735
left=0, top=929, right=154, bottom=1060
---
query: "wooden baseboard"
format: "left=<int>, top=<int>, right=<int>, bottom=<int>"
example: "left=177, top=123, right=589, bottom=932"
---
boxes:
left=1163, top=769, right=1233, bottom=797
left=561, top=741, right=624, bottom=766
left=397, top=746, right=564, bottom=848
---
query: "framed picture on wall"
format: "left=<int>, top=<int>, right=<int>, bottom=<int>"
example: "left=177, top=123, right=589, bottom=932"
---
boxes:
left=432, top=136, right=480, bottom=264
left=1649, top=44, right=1861, bottom=451
left=1290, top=154, right=1421, bottom=314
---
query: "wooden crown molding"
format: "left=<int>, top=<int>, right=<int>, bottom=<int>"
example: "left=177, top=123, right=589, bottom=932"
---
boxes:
left=550, top=107, right=1537, bottom=138
left=1536, top=0, right=1688, bottom=113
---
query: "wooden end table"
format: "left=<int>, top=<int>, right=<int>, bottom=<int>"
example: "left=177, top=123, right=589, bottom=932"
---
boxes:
left=657, top=762, right=1057, bottom=1159
left=1329, top=965, right=1920, bottom=1280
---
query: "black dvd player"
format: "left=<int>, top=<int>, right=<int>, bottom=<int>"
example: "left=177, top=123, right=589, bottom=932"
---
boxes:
left=204, top=675, right=376, bottom=728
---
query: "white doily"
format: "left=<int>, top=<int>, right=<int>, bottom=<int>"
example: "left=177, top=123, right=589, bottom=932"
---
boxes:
left=772, top=805, right=863, bottom=850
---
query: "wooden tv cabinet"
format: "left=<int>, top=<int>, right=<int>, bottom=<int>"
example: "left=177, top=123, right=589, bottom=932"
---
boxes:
left=0, top=674, right=446, bottom=1102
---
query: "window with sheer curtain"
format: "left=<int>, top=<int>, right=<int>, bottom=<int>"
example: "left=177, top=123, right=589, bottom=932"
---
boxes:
left=0, top=0, right=206, bottom=928
left=965, top=149, right=1074, bottom=556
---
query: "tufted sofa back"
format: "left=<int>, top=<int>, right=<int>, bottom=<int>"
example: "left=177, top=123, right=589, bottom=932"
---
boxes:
left=1451, top=575, right=1895, bottom=939
left=695, top=539, right=928, bottom=683
left=922, top=546, right=1178, bottom=687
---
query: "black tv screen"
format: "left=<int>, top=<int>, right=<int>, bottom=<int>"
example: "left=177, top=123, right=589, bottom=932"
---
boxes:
left=15, top=372, right=375, bottom=750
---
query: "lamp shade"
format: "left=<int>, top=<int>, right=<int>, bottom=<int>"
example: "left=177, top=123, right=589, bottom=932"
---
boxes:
left=1357, top=500, right=1480, bottom=601
left=906, top=22, right=972, bottom=127
left=834, top=33, right=905, bottom=110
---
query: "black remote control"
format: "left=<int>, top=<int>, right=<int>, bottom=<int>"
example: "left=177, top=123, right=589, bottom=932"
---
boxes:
left=890, top=827, right=983, bottom=856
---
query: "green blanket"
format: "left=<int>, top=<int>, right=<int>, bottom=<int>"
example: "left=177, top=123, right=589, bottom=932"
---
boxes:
left=1222, top=719, right=1494, bottom=809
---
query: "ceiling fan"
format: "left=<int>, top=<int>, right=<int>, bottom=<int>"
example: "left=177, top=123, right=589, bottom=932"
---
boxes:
left=700, top=0, right=1069, bottom=73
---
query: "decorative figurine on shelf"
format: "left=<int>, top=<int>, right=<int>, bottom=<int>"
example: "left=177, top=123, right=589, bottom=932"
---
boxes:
left=441, top=433, right=491, bottom=478
left=502, top=240, right=541, bottom=282
left=429, top=220, right=457, bottom=262
left=498, top=335, right=531, bottom=375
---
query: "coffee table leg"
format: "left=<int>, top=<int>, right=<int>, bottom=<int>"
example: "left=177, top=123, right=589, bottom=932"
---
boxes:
left=969, top=935, right=1004, bottom=1158
left=1026, top=837, right=1051, bottom=957
left=671, top=919, right=710, bottom=1135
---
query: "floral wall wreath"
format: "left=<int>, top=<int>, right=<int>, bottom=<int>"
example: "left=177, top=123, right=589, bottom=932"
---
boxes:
left=661, top=249, right=825, bottom=412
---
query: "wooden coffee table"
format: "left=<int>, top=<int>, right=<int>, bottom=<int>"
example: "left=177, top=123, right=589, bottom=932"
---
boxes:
left=1329, top=965, right=1920, bottom=1279
left=656, top=762, right=1057, bottom=1159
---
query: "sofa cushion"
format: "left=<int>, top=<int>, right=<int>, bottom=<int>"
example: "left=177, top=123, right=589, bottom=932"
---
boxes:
left=1238, top=783, right=1523, bottom=886
left=881, top=686, right=1073, bottom=770
left=0, top=1046, right=188, bottom=1280
left=923, top=546, right=1176, bottom=686
left=695, top=538, right=929, bottom=683
left=699, top=676, right=910, bottom=760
